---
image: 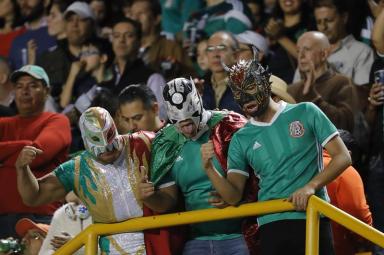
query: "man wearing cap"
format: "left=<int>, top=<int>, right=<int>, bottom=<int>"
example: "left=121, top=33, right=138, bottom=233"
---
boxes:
left=16, top=218, right=49, bottom=255
left=15, top=106, right=175, bottom=255
left=288, top=31, right=358, bottom=133
left=38, top=1, right=97, bottom=104
left=0, top=65, right=72, bottom=239
left=235, top=30, right=269, bottom=65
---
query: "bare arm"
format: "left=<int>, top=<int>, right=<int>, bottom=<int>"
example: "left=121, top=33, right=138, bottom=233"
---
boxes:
left=265, top=18, right=298, bottom=59
left=15, top=146, right=67, bottom=206
left=372, top=8, right=384, bottom=54
left=138, top=166, right=179, bottom=213
left=201, top=141, right=247, bottom=205
left=288, top=135, right=351, bottom=210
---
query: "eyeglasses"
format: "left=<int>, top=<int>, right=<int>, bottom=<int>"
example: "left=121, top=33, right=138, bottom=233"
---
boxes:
left=79, top=50, right=100, bottom=58
left=205, top=44, right=230, bottom=53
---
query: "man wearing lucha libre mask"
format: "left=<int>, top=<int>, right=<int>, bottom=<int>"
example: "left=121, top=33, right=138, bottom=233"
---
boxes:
left=200, top=54, right=353, bottom=255
left=139, top=77, right=261, bottom=254
left=15, top=107, right=175, bottom=255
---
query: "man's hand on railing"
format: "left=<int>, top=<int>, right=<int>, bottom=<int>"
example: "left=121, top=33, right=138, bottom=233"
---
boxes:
left=287, top=183, right=316, bottom=211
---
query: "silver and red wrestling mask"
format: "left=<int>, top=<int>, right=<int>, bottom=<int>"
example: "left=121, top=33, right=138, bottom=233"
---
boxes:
left=163, top=77, right=209, bottom=132
left=79, top=107, right=122, bottom=158
left=223, top=48, right=272, bottom=117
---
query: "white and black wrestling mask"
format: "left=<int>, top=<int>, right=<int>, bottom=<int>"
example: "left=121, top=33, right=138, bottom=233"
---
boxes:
left=79, top=107, right=122, bottom=158
left=163, top=77, right=209, bottom=132
left=223, top=48, right=271, bottom=117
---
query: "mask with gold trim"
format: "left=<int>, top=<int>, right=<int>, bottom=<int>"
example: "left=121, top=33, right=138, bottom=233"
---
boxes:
left=79, top=107, right=122, bottom=158
left=223, top=47, right=271, bottom=117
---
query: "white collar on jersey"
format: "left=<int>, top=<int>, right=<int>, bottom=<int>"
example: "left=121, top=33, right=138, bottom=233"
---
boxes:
left=249, top=101, right=287, bottom=127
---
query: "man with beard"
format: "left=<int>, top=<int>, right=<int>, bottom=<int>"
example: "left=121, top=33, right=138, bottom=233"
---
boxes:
left=139, top=78, right=260, bottom=255
left=199, top=57, right=352, bottom=255
left=9, top=0, right=56, bottom=70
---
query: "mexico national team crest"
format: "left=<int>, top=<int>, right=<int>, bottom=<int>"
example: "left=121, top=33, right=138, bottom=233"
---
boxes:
left=289, top=121, right=305, bottom=138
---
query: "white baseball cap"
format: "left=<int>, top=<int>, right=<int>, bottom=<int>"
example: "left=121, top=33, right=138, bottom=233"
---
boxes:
left=11, top=65, right=50, bottom=87
left=236, top=31, right=269, bottom=56
left=64, top=1, right=95, bottom=21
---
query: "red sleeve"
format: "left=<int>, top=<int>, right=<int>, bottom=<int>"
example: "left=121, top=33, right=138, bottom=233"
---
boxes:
left=0, top=140, right=33, bottom=162
left=0, top=114, right=71, bottom=168
left=30, top=114, right=72, bottom=168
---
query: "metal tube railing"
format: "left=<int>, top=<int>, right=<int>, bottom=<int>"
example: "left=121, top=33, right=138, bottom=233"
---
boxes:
left=54, top=196, right=384, bottom=255
left=55, top=199, right=294, bottom=254
left=305, top=196, right=384, bottom=255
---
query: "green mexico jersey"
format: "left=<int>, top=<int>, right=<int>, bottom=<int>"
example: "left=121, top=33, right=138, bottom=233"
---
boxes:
left=158, top=130, right=242, bottom=240
left=228, top=102, right=338, bottom=226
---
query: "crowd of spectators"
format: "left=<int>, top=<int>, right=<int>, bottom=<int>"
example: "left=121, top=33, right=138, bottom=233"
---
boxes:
left=0, top=0, right=384, bottom=254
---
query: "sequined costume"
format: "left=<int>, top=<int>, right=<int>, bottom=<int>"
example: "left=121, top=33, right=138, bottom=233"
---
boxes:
left=55, top=132, right=152, bottom=254
left=52, top=107, right=154, bottom=254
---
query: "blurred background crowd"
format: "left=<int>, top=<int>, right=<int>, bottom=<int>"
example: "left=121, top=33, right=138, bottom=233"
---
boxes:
left=1, top=0, right=384, bottom=254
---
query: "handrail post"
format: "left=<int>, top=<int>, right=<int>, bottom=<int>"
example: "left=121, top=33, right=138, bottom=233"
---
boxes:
left=85, top=232, right=98, bottom=255
left=54, top=197, right=384, bottom=254
left=306, top=196, right=320, bottom=255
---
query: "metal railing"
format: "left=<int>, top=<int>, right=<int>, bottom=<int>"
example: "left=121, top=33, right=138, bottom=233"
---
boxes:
left=54, top=196, right=384, bottom=255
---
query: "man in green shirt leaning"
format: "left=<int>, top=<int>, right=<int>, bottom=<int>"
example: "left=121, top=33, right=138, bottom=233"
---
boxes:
left=200, top=57, right=352, bottom=254
left=138, top=77, right=253, bottom=255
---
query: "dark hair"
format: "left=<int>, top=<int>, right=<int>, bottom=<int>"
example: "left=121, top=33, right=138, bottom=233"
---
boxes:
left=83, top=37, right=114, bottom=67
left=112, top=17, right=142, bottom=41
left=0, top=56, right=10, bottom=66
left=130, top=0, right=162, bottom=17
left=91, top=87, right=118, bottom=117
left=313, top=0, right=348, bottom=15
left=0, top=0, right=23, bottom=28
left=118, top=84, right=157, bottom=110
left=338, top=129, right=361, bottom=165
left=314, top=0, right=370, bottom=40
left=244, top=0, right=266, bottom=25
left=272, top=0, right=313, bottom=27
left=313, top=0, right=355, bottom=35
left=48, top=0, right=73, bottom=13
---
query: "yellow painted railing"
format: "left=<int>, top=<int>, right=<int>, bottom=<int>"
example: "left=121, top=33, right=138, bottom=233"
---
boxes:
left=306, top=196, right=384, bottom=254
left=54, top=196, right=384, bottom=255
